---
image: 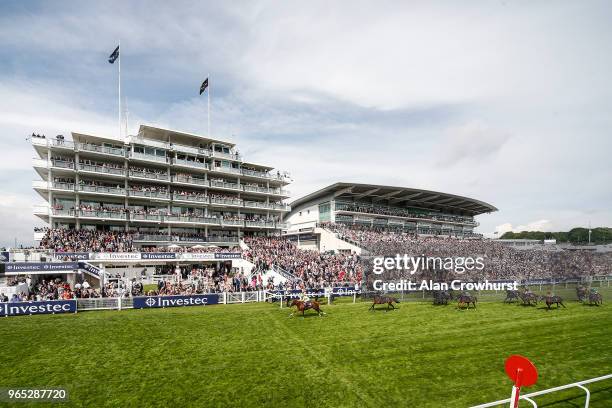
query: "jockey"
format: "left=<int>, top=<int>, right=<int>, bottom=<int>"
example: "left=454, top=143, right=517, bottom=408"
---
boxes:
left=300, top=289, right=310, bottom=305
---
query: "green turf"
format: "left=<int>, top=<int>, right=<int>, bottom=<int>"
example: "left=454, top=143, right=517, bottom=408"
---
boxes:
left=1, top=297, right=611, bottom=407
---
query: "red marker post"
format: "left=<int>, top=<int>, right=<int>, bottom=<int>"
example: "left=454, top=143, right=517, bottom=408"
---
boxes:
left=504, top=355, right=538, bottom=408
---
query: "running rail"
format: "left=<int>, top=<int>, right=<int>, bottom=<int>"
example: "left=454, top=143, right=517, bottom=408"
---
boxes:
left=470, top=374, right=612, bottom=408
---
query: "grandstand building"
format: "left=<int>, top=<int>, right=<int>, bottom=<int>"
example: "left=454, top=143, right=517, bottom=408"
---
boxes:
left=284, top=183, right=496, bottom=249
left=31, top=125, right=291, bottom=248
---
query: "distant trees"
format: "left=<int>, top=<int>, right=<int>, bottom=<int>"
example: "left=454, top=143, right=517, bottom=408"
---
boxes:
left=500, top=227, right=612, bottom=244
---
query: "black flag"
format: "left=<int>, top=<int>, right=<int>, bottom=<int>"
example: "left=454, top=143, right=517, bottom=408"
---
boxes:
left=200, top=78, right=209, bottom=95
left=108, top=46, right=120, bottom=64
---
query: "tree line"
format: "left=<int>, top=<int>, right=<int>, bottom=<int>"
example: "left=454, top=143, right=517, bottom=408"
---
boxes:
left=500, top=227, right=612, bottom=244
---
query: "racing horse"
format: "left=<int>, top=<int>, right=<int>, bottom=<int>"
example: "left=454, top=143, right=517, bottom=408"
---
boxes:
left=518, top=289, right=538, bottom=306
left=433, top=290, right=453, bottom=305
left=457, top=292, right=477, bottom=309
left=369, top=295, right=400, bottom=311
left=504, top=290, right=520, bottom=303
left=576, top=285, right=588, bottom=302
left=289, top=299, right=325, bottom=317
left=587, top=290, right=603, bottom=306
left=540, top=293, right=566, bottom=310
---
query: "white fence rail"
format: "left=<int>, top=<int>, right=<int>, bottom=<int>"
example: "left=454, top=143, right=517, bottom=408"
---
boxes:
left=471, top=374, right=612, bottom=408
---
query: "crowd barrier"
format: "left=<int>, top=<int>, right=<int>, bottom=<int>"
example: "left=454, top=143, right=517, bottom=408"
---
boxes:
left=1, top=288, right=361, bottom=317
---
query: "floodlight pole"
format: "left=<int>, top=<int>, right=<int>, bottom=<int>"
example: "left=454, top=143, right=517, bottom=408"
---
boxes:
left=207, top=73, right=210, bottom=137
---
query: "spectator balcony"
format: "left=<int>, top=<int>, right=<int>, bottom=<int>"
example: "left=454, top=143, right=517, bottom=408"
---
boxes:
left=130, top=213, right=163, bottom=222
left=77, top=184, right=126, bottom=197
left=244, top=220, right=277, bottom=229
left=172, top=193, right=209, bottom=205
left=210, top=165, right=242, bottom=176
left=173, top=158, right=209, bottom=171
left=208, top=179, right=241, bottom=192
left=164, top=214, right=221, bottom=226
left=172, top=175, right=210, bottom=188
left=242, top=185, right=291, bottom=197
left=129, top=151, right=168, bottom=164
left=78, top=209, right=127, bottom=220
left=243, top=201, right=291, bottom=212
left=78, top=163, right=126, bottom=178
left=78, top=143, right=126, bottom=158
left=32, top=137, right=75, bottom=151
left=128, top=190, right=171, bottom=201
left=221, top=219, right=245, bottom=227
left=50, top=208, right=75, bottom=218
left=211, top=150, right=241, bottom=161
left=128, top=169, right=170, bottom=182
left=209, top=197, right=243, bottom=207
left=32, top=180, right=75, bottom=192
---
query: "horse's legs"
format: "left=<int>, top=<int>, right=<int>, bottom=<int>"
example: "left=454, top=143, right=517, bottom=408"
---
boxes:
left=390, top=302, right=396, bottom=310
left=369, top=302, right=375, bottom=311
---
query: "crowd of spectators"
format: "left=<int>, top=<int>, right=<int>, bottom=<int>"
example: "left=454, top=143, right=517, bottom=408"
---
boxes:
left=39, top=228, right=135, bottom=252
left=322, top=223, right=612, bottom=283
left=337, top=203, right=474, bottom=224
left=243, top=236, right=363, bottom=289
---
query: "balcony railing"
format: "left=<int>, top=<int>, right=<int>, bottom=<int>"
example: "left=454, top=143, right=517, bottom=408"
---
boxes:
left=210, top=197, right=243, bottom=207
left=128, top=170, right=170, bottom=181
left=79, top=164, right=126, bottom=176
left=49, top=139, right=75, bottom=149
left=130, top=151, right=168, bottom=163
left=209, top=180, right=240, bottom=191
left=173, top=158, right=209, bottom=170
left=51, top=182, right=75, bottom=191
left=52, top=209, right=75, bottom=217
left=78, top=210, right=127, bottom=220
left=78, top=185, right=126, bottom=196
left=129, top=190, right=170, bottom=200
left=130, top=213, right=163, bottom=222
left=211, top=151, right=241, bottom=161
left=211, top=165, right=242, bottom=175
left=79, top=143, right=125, bottom=157
left=208, top=236, right=240, bottom=243
left=245, top=220, right=276, bottom=228
left=172, top=175, right=209, bottom=187
left=221, top=219, right=245, bottom=227
left=172, top=193, right=209, bottom=203
left=50, top=159, right=75, bottom=169
left=165, top=215, right=220, bottom=225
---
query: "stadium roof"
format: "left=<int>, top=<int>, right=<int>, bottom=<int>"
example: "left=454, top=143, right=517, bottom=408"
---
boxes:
left=138, top=125, right=236, bottom=147
left=291, top=182, right=498, bottom=215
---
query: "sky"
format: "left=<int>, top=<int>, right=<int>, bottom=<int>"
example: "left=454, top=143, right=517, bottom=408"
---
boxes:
left=0, top=0, right=611, bottom=247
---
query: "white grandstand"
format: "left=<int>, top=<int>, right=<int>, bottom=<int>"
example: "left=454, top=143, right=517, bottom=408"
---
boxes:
left=31, top=125, right=292, bottom=247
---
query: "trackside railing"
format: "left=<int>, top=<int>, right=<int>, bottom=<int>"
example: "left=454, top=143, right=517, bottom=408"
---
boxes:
left=470, top=374, right=612, bottom=408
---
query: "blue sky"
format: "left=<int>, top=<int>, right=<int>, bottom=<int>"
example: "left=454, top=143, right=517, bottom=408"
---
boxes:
left=1, top=0, right=611, bottom=247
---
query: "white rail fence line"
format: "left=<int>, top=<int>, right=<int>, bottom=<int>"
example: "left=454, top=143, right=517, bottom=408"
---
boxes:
left=471, top=374, right=612, bottom=408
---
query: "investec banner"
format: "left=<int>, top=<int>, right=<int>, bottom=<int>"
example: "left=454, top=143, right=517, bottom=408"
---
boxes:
left=52, top=252, right=90, bottom=261
left=141, top=252, right=177, bottom=260
left=93, top=252, right=141, bottom=261
left=213, top=253, right=242, bottom=260
left=133, top=294, right=220, bottom=309
left=332, top=287, right=360, bottom=296
left=78, top=262, right=101, bottom=277
left=181, top=252, right=242, bottom=261
left=5, top=262, right=79, bottom=273
left=1, top=300, right=77, bottom=316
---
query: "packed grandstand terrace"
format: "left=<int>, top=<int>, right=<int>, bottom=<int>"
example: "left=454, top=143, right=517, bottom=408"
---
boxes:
left=3, top=221, right=610, bottom=303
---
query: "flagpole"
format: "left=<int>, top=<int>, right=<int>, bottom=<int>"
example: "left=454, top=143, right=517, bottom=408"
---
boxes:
left=118, top=40, right=122, bottom=141
left=207, top=73, right=210, bottom=137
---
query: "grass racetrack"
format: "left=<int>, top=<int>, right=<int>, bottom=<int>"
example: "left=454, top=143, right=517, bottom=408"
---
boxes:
left=1, top=295, right=611, bottom=407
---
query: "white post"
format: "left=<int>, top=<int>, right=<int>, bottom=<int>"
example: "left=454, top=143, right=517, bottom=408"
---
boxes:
left=118, top=40, right=122, bottom=141
left=509, top=385, right=519, bottom=408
